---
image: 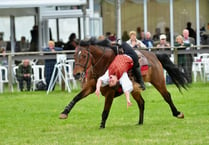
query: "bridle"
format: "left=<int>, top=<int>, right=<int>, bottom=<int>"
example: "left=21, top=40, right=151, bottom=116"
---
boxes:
left=75, top=47, right=91, bottom=71
left=74, top=47, right=92, bottom=79
left=74, top=46, right=106, bottom=80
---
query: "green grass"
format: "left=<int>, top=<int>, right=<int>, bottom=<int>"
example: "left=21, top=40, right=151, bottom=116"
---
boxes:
left=0, top=83, right=209, bottom=145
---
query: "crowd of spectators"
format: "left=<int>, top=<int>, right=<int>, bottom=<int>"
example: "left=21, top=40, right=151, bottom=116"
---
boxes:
left=99, top=21, right=204, bottom=84
left=1, top=21, right=208, bottom=92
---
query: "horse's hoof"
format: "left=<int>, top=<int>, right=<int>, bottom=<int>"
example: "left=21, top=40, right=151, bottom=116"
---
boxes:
left=99, top=125, right=105, bottom=129
left=177, top=112, right=184, bottom=119
left=59, top=113, right=68, bottom=119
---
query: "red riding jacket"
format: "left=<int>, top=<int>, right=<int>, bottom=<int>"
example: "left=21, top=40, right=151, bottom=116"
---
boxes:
left=108, top=55, right=133, bottom=79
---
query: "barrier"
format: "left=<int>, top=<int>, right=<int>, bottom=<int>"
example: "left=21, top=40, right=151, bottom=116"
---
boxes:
left=0, top=45, right=209, bottom=92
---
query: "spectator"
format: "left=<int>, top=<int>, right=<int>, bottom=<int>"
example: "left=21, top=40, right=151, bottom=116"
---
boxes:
left=0, top=47, right=7, bottom=65
left=98, top=35, right=105, bottom=40
left=143, top=32, right=154, bottom=48
left=136, top=27, right=142, bottom=40
left=183, top=29, right=195, bottom=45
left=0, top=47, right=5, bottom=54
left=30, top=25, right=38, bottom=51
left=105, top=32, right=111, bottom=39
left=165, top=27, right=170, bottom=42
left=55, top=40, right=65, bottom=48
left=182, top=29, right=194, bottom=83
left=140, top=31, right=145, bottom=41
left=174, top=35, right=192, bottom=83
left=156, top=34, right=170, bottom=48
left=18, top=36, right=29, bottom=52
left=0, top=32, right=7, bottom=49
left=175, top=35, right=190, bottom=46
left=0, top=33, right=6, bottom=56
left=108, top=33, right=116, bottom=42
left=16, top=59, right=32, bottom=91
left=64, top=33, right=77, bottom=50
left=126, top=31, right=146, bottom=48
left=43, top=41, right=63, bottom=90
left=153, top=28, right=161, bottom=41
left=122, top=31, right=129, bottom=41
left=186, top=22, right=196, bottom=42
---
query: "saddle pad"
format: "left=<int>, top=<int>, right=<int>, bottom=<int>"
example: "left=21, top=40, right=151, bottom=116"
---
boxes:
left=135, top=50, right=149, bottom=66
left=141, top=65, right=149, bottom=76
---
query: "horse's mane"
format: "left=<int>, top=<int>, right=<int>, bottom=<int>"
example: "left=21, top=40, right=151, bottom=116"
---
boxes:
left=80, top=37, right=110, bottom=46
left=79, top=37, right=117, bottom=54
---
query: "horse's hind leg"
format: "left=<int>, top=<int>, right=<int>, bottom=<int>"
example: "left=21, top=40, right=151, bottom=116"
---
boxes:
left=131, top=83, right=145, bottom=125
left=151, top=80, right=184, bottom=119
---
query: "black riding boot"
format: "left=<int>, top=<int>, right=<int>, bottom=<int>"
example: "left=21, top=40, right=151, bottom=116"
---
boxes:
left=133, top=67, right=146, bottom=90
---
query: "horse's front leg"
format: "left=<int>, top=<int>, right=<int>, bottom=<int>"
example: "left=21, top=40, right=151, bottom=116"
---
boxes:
left=59, top=79, right=96, bottom=119
left=100, top=88, right=115, bottom=129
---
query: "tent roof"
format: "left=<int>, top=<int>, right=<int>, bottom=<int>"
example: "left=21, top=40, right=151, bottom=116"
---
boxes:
left=0, top=0, right=86, bottom=9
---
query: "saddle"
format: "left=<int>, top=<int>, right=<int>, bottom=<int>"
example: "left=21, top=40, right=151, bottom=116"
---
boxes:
left=135, top=50, right=149, bottom=66
left=114, top=50, right=150, bottom=97
left=135, top=50, right=149, bottom=76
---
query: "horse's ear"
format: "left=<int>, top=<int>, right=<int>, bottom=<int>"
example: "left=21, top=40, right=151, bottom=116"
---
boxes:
left=89, top=37, right=97, bottom=45
left=75, top=46, right=79, bottom=52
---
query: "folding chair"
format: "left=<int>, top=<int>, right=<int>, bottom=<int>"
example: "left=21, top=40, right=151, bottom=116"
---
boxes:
left=31, top=65, right=46, bottom=91
left=12, top=66, right=20, bottom=91
left=0, top=66, right=8, bottom=93
left=64, top=60, right=77, bottom=90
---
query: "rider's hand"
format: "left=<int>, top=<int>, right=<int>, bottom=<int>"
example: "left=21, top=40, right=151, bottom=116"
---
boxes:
left=127, top=101, right=132, bottom=109
left=95, top=89, right=100, bottom=100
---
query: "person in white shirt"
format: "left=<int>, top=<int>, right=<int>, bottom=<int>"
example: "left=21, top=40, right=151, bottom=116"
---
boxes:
left=126, top=31, right=147, bottom=49
left=95, top=54, right=134, bottom=108
left=157, top=34, right=170, bottom=48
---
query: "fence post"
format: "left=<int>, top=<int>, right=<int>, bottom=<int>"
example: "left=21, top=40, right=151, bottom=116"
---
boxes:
left=0, top=67, right=2, bottom=93
left=174, top=48, right=178, bottom=65
left=61, top=66, right=65, bottom=91
left=8, top=54, right=13, bottom=92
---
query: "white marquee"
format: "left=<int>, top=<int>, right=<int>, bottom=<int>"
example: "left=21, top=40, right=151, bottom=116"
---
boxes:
left=0, top=0, right=86, bottom=8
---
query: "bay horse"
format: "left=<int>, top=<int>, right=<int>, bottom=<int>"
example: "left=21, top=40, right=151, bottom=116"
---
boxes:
left=59, top=41, right=188, bottom=128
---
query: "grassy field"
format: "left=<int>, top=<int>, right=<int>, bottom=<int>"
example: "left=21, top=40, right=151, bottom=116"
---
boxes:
left=0, top=83, right=209, bottom=145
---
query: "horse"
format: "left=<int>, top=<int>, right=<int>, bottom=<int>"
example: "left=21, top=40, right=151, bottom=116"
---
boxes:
left=59, top=41, right=188, bottom=128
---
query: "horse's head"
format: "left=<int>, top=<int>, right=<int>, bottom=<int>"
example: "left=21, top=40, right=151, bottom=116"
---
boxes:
left=73, top=46, right=93, bottom=80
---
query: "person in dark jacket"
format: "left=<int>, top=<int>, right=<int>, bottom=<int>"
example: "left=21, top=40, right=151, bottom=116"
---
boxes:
left=17, top=59, right=32, bottom=91
left=43, top=41, right=63, bottom=90
left=174, top=35, right=192, bottom=83
left=30, top=25, right=38, bottom=51
left=121, top=42, right=146, bottom=90
left=64, top=33, right=77, bottom=50
left=186, top=22, right=196, bottom=43
left=143, top=32, right=154, bottom=48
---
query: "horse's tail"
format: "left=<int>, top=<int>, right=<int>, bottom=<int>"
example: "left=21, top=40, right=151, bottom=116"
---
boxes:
left=155, top=53, right=189, bottom=92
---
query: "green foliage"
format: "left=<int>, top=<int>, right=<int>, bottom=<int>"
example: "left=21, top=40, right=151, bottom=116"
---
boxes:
left=0, top=83, right=209, bottom=145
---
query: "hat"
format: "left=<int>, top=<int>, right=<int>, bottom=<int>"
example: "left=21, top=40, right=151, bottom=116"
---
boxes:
left=160, top=34, right=166, bottom=40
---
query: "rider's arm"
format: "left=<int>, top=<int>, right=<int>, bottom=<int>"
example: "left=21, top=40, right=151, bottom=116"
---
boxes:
left=119, top=72, right=133, bottom=107
left=95, top=70, right=109, bottom=98
left=119, top=72, right=133, bottom=93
